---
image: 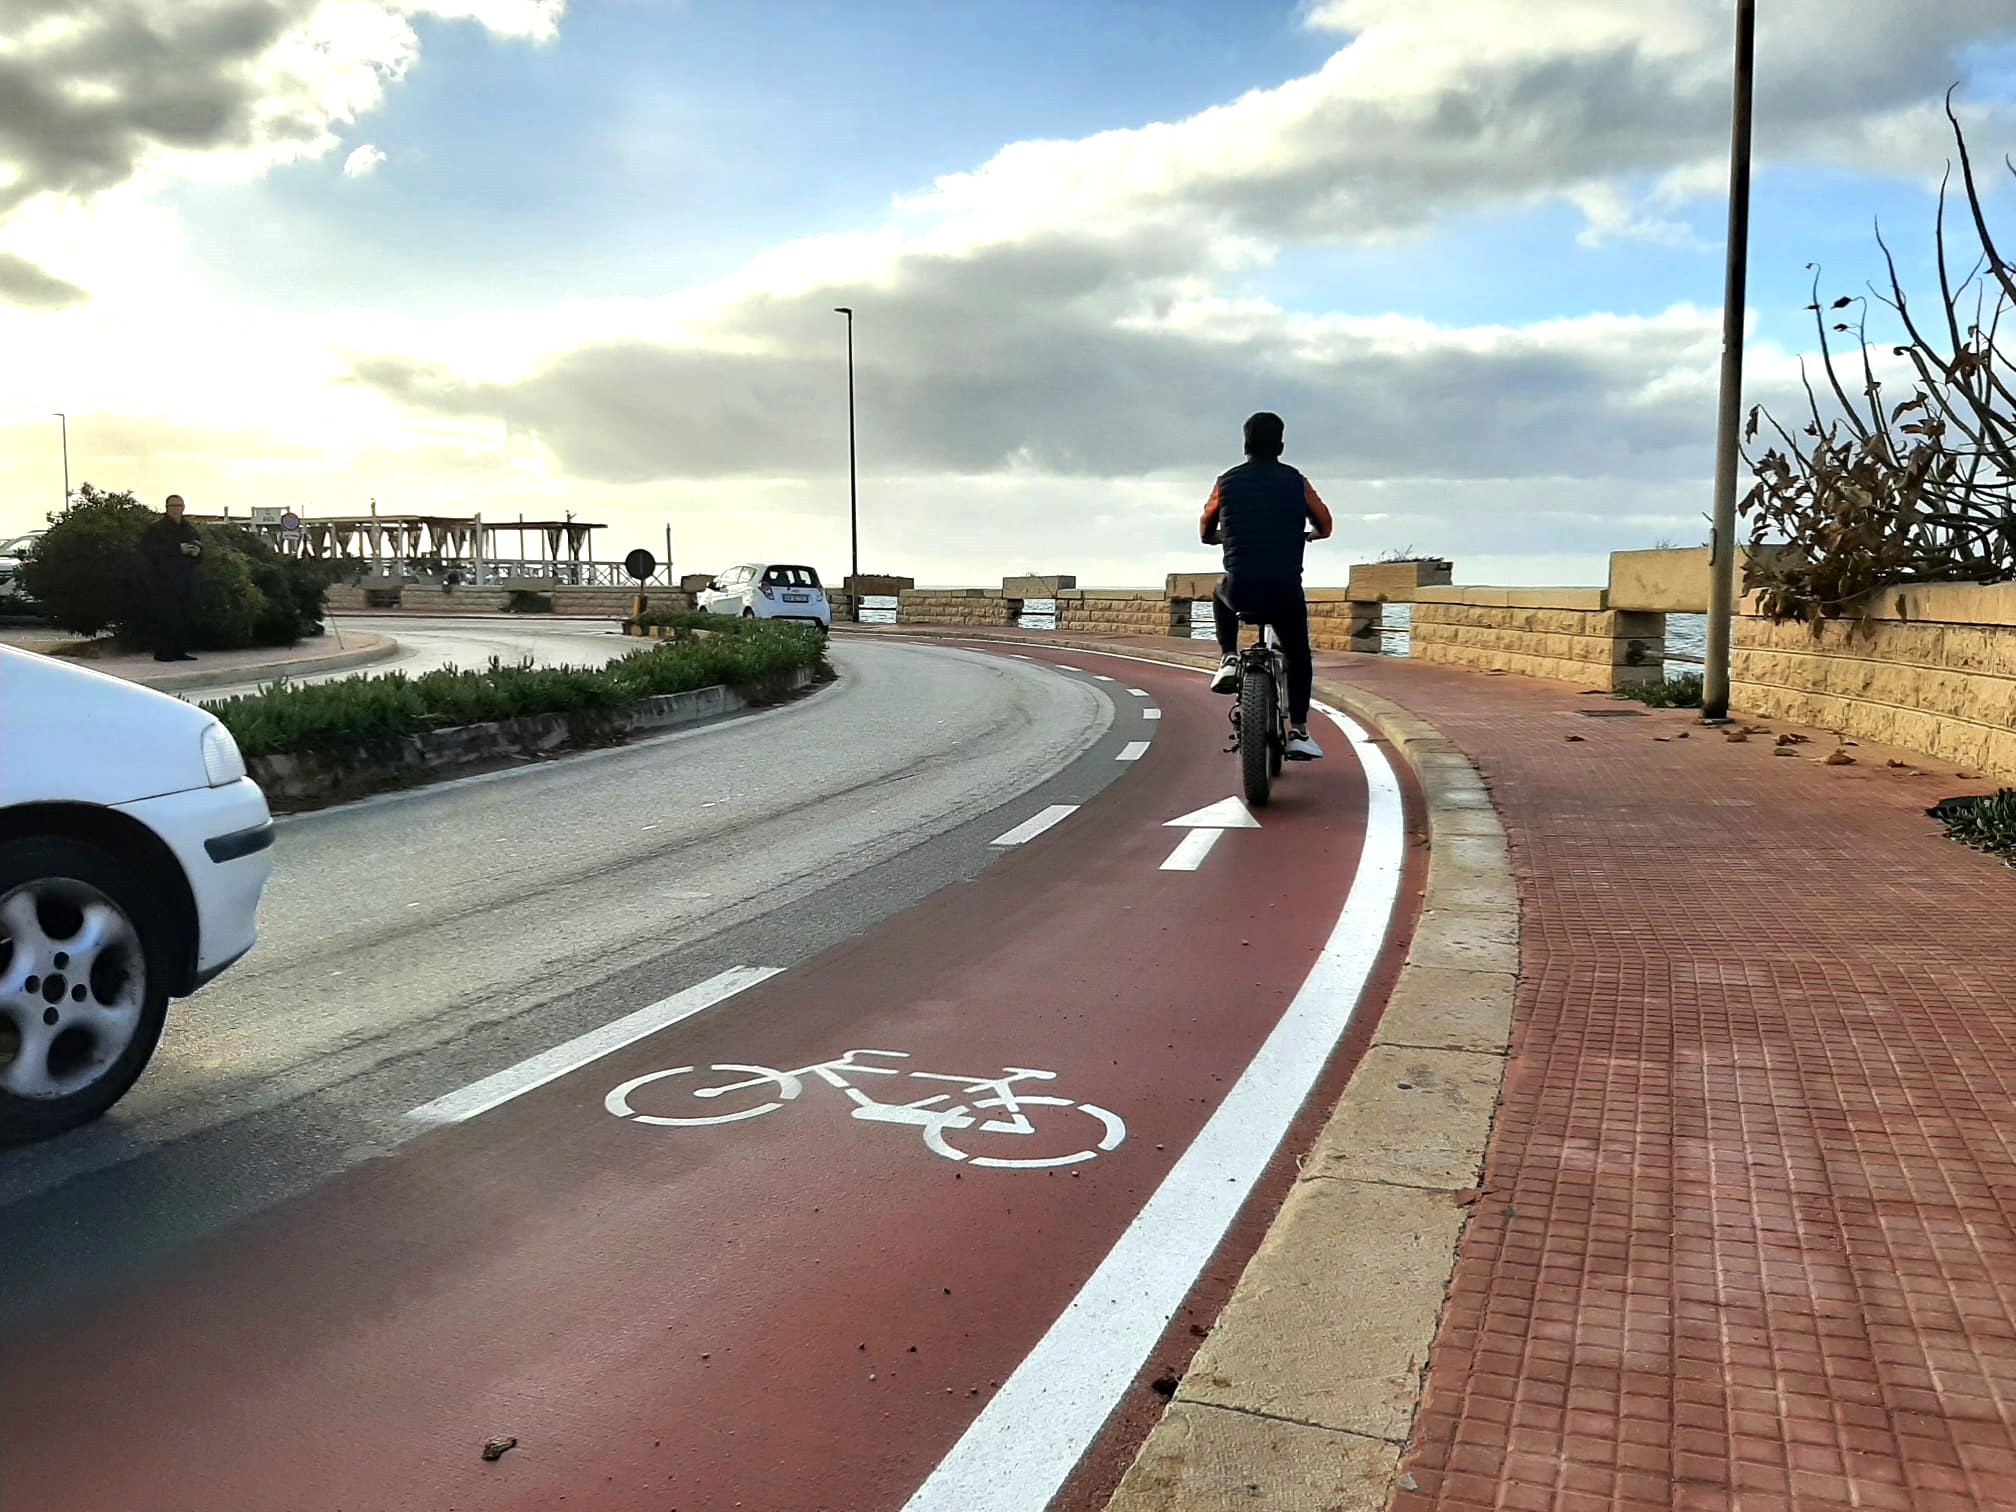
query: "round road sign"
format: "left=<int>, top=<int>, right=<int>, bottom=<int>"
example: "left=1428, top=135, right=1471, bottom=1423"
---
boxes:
left=623, top=548, right=657, bottom=582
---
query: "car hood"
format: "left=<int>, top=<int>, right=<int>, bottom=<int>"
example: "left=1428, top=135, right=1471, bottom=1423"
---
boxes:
left=0, top=645, right=218, bottom=806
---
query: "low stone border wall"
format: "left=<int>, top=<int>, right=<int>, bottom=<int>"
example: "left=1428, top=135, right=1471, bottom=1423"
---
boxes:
left=1412, top=588, right=1664, bottom=692
left=898, top=588, right=1024, bottom=626
left=1734, top=581, right=2016, bottom=778
left=250, top=666, right=818, bottom=810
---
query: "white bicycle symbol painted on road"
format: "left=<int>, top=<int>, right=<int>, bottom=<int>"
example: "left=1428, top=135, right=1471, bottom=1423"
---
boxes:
left=604, top=1048, right=1127, bottom=1170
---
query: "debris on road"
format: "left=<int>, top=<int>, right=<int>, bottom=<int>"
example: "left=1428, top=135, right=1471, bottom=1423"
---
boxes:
left=481, top=1437, right=518, bottom=1463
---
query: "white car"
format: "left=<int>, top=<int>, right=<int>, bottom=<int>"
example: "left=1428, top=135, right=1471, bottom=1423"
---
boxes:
left=0, top=530, right=44, bottom=609
left=0, top=646, right=274, bottom=1141
left=698, top=562, right=832, bottom=631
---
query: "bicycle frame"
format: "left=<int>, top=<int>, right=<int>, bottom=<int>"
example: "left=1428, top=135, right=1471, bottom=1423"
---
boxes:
left=699, top=1049, right=1057, bottom=1134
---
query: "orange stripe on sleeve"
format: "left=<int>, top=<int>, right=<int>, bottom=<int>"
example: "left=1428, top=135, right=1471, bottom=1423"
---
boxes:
left=1200, top=481, right=1223, bottom=544
left=1303, top=479, right=1334, bottom=539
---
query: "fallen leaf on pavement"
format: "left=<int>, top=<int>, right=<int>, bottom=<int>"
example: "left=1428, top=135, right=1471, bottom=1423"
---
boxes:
left=482, top=1437, right=518, bottom=1463
left=1825, top=750, right=1856, bottom=766
left=1888, top=760, right=1912, bottom=770
left=1774, top=749, right=1800, bottom=758
left=1565, top=735, right=1585, bottom=743
left=1777, top=733, right=1809, bottom=746
left=1726, top=731, right=1749, bottom=743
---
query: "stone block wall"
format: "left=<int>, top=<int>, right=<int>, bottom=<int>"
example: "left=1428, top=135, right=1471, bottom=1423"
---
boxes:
left=1346, top=559, right=1454, bottom=602
left=1057, top=589, right=1183, bottom=637
left=1732, top=583, right=2016, bottom=776
left=1412, top=589, right=1665, bottom=691
left=898, top=589, right=1024, bottom=626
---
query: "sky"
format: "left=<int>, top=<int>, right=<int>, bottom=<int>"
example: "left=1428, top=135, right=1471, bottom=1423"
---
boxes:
left=2, top=0, right=2015, bottom=588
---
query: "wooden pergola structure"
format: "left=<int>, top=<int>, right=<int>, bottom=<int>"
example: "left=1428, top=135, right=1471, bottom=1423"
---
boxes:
left=193, top=511, right=607, bottom=571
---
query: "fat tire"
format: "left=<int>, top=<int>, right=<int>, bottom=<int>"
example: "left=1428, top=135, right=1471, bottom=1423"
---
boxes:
left=1240, top=667, right=1274, bottom=807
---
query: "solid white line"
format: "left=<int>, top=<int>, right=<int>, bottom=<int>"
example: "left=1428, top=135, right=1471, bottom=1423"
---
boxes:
left=898, top=700, right=1405, bottom=1512
left=405, top=966, right=782, bottom=1126
left=990, top=804, right=1080, bottom=846
left=1159, top=828, right=1224, bottom=871
left=1116, top=741, right=1150, bottom=761
left=1143, top=708, right=1161, bottom=721
left=1128, top=688, right=1149, bottom=697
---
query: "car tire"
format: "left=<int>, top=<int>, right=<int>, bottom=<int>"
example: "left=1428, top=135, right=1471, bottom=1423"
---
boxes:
left=0, top=837, right=174, bottom=1144
left=742, top=608, right=756, bottom=619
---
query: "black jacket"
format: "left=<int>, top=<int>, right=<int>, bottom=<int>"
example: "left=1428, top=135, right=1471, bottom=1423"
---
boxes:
left=142, top=516, right=201, bottom=585
left=1200, top=458, right=1333, bottom=584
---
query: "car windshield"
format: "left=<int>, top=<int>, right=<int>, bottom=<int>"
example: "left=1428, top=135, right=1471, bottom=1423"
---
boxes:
left=0, top=535, right=40, bottom=557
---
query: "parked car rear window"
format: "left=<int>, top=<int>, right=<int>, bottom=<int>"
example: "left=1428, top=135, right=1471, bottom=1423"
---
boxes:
left=763, top=566, right=821, bottom=588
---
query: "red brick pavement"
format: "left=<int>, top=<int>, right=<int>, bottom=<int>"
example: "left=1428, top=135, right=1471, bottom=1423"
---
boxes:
left=1328, top=655, right=2016, bottom=1512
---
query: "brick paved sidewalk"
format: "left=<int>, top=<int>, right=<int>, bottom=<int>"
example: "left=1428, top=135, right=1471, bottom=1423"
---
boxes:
left=1329, top=655, right=2016, bottom=1512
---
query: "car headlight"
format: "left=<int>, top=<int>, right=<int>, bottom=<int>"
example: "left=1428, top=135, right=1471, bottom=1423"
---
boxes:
left=201, top=722, right=248, bottom=787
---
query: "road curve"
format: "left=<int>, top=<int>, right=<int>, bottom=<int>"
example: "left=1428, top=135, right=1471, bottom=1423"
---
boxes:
left=1, top=638, right=1406, bottom=1512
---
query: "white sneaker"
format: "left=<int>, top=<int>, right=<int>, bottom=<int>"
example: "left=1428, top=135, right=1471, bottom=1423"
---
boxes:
left=1286, top=728, right=1324, bottom=761
left=1209, top=656, right=1240, bottom=694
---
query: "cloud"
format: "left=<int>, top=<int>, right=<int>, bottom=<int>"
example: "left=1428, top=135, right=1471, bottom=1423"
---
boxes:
left=0, top=1, right=563, bottom=218
left=0, top=251, right=86, bottom=310
left=343, top=143, right=387, bottom=178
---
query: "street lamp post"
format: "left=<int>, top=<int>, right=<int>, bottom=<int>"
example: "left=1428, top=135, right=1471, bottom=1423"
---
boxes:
left=1703, top=0, right=1757, bottom=724
left=52, top=412, right=68, bottom=512
left=834, top=306, right=859, bottom=583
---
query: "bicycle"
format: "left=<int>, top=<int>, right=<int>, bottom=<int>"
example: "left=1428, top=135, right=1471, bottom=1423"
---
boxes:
left=603, top=1048, right=1127, bottom=1170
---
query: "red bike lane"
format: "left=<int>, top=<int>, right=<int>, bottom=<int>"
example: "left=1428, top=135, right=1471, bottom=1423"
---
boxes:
left=2, top=651, right=1403, bottom=1512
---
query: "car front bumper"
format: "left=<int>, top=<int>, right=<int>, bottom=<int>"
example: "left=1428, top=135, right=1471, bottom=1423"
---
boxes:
left=115, top=778, right=275, bottom=988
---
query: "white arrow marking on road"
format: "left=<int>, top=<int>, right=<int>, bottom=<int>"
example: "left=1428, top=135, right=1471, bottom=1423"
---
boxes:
left=1157, top=797, right=1258, bottom=870
left=1164, top=796, right=1261, bottom=830
left=1160, top=830, right=1224, bottom=871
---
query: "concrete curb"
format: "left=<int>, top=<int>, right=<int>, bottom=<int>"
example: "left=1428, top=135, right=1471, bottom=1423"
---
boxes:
left=250, top=665, right=820, bottom=810
left=129, top=634, right=400, bottom=693
left=845, top=627, right=1516, bottom=1510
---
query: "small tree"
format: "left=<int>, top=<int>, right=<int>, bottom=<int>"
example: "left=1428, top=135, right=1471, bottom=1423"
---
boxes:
left=20, top=484, right=149, bottom=636
left=1743, top=96, right=2016, bottom=626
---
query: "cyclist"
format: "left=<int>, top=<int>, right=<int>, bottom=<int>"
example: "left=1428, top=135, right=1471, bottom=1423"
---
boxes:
left=1200, top=411, right=1333, bottom=760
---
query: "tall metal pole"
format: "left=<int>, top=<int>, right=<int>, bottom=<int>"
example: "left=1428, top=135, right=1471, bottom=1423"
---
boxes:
left=1703, top=0, right=1757, bottom=723
left=835, top=306, right=858, bottom=582
left=52, top=412, right=68, bottom=511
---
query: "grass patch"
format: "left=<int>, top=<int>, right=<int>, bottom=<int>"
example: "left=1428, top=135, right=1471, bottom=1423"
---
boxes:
left=205, top=619, right=827, bottom=761
left=1616, top=672, right=1704, bottom=709
left=1932, top=789, right=2016, bottom=865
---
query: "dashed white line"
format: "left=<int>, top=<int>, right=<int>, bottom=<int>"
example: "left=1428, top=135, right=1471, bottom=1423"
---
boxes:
left=1127, top=688, right=1149, bottom=697
left=1159, top=829, right=1224, bottom=871
left=990, top=804, right=1081, bottom=846
left=1143, top=709, right=1161, bottom=721
left=405, top=966, right=782, bottom=1126
left=1116, top=741, right=1150, bottom=762
left=1092, top=675, right=1116, bottom=682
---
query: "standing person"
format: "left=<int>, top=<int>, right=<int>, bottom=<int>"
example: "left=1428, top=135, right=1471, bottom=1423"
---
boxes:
left=141, top=493, right=203, bottom=662
left=1199, top=412, right=1333, bottom=760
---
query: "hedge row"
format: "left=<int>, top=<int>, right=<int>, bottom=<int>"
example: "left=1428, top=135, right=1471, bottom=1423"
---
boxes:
left=205, top=618, right=827, bottom=760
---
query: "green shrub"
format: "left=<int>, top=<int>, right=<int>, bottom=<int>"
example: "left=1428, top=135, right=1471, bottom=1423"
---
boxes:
left=22, top=485, right=329, bottom=648
left=1932, top=789, right=2016, bottom=865
left=207, top=620, right=828, bottom=761
left=19, top=484, right=147, bottom=636
left=1616, top=673, right=1704, bottom=709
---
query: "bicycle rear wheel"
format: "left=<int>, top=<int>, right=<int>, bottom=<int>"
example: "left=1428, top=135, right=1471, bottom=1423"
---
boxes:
left=1239, top=664, right=1274, bottom=807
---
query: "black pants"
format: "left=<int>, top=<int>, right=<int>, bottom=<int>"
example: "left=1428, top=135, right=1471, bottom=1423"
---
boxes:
left=148, top=580, right=195, bottom=659
left=1213, top=576, right=1312, bottom=725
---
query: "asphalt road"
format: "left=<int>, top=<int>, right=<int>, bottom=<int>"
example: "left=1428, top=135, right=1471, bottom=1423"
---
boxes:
left=1, top=634, right=1113, bottom=1292
left=0, top=630, right=1405, bottom=1512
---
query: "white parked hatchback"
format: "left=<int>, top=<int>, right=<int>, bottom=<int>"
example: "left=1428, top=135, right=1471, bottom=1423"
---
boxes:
left=698, top=563, right=832, bottom=631
left=0, top=646, right=274, bottom=1141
